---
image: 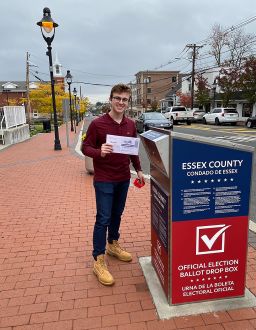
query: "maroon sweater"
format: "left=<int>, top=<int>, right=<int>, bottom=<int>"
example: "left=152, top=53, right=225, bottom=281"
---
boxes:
left=82, top=113, right=142, bottom=182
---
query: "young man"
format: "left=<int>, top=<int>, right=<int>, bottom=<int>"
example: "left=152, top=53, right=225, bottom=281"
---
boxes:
left=82, top=84, right=144, bottom=286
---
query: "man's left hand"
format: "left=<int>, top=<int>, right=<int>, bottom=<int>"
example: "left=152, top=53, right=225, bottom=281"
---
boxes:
left=137, top=170, right=145, bottom=184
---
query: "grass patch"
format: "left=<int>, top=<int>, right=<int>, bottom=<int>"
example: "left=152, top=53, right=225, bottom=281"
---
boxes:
left=30, top=124, right=44, bottom=136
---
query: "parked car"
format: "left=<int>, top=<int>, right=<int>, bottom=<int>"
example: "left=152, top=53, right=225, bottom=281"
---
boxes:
left=192, top=109, right=206, bottom=122
left=202, top=108, right=239, bottom=125
left=162, top=106, right=194, bottom=125
left=245, top=116, right=256, bottom=128
left=135, top=112, right=173, bottom=133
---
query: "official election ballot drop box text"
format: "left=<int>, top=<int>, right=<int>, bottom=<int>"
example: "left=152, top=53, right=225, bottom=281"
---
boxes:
left=140, top=129, right=254, bottom=305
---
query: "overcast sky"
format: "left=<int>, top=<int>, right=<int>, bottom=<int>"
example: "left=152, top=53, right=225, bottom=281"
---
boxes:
left=1, top=0, right=256, bottom=103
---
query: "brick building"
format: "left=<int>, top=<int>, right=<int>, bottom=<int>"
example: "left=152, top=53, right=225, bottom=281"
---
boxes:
left=134, top=70, right=180, bottom=108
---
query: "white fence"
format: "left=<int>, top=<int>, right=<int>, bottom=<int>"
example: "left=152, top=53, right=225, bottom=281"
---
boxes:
left=3, top=106, right=26, bottom=129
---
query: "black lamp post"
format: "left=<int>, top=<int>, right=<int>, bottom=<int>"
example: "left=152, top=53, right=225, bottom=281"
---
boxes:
left=37, top=7, right=61, bottom=150
left=65, top=70, right=74, bottom=132
left=73, top=88, right=78, bottom=126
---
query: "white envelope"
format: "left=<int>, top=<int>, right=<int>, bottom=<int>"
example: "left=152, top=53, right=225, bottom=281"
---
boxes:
left=106, top=134, right=140, bottom=155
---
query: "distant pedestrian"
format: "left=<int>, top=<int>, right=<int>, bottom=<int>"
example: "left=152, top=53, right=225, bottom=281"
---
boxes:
left=82, top=84, right=144, bottom=286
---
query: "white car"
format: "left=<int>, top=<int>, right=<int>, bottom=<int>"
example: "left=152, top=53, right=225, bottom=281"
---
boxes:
left=202, top=108, right=239, bottom=125
left=192, top=109, right=206, bottom=122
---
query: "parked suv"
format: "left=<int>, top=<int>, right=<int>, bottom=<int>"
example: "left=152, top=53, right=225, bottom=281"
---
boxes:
left=162, top=106, right=194, bottom=125
left=202, top=108, right=239, bottom=125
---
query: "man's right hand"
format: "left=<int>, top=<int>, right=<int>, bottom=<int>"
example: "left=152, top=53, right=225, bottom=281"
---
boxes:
left=101, top=143, right=113, bottom=157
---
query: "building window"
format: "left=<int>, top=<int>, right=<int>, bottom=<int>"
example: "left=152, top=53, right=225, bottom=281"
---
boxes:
left=147, top=88, right=151, bottom=94
left=172, top=76, right=177, bottom=83
left=147, top=99, right=151, bottom=104
left=144, top=76, right=151, bottom=84
left=33, top=110, right=39, bottom=118
left=55, top=65, right=60, bottom=74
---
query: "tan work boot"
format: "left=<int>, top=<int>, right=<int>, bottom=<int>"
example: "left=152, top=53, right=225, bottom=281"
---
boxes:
left=106, top=240, right=132, bottom=262
left=93, top=254, right=114, bottom=286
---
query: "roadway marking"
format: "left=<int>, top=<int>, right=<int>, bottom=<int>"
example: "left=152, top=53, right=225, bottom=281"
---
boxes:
left=181, top=125, right=256, bottom=135
left=213, top=135, right=256, bottom=142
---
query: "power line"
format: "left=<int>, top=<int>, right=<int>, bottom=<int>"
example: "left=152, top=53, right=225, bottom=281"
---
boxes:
left=198, top=36, right=256, bottom=62
left=153, top=47, right=189, bottom=70
left=195, top=14, right=256, bottom=45
left=30, top=72, right=46, bottom=82
left=30, top=69, right=49, bottom=76
left=62, top=65, right=134, bottom=78
left=150, top=14, right=256, bottom=73
left=73, top=81, right=112, bottom=87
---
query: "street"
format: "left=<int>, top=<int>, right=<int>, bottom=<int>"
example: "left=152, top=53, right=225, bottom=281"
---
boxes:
left=139, top=123, right=256, bottom=174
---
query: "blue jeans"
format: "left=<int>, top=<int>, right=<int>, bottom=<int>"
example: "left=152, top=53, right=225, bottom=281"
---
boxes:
left=93, top=180, right=130, bottom=259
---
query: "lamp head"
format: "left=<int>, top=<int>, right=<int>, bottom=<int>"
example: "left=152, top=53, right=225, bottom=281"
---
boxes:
left=37, top=7, right=58, bottom=34
left=73, top=87, right=77, bottom=96
left=65, top=70, right=72, bottom=84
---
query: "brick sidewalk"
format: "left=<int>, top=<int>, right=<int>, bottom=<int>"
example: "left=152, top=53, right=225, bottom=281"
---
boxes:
left=0, top=123, right=256, bottom=329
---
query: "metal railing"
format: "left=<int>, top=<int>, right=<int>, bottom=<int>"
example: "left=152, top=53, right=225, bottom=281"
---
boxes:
left=0, top=106, right=27, bottom=145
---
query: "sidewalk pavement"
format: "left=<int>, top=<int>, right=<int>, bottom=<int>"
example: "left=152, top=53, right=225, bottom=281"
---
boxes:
left=0, top=122, right=256, bottom=330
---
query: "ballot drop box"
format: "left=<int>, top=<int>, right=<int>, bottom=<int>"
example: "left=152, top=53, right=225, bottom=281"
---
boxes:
left=140, top=129, right=254, bottom=305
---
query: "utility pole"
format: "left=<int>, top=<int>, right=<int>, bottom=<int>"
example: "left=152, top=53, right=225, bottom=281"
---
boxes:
left=130, top=88, right=133, bottom=115
left=145, top=77, right=148, bottom=111
left=79, top=85, right=82, bottom=121
left=186, top=44, right=203, bottom=110
left=26, top=52, right=32, bottom=128
left=144, top=71, right=150, bottom=111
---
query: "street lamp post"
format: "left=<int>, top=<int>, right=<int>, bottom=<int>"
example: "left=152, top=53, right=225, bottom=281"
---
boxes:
left=37, top=7, right=61, bottom=150
left=73, top=88, right=78, bottom=126
left=65, top=70, right=74, bottom=132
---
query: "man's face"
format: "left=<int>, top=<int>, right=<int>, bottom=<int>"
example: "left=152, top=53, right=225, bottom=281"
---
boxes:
left=110, top=92, right=130, bottom=114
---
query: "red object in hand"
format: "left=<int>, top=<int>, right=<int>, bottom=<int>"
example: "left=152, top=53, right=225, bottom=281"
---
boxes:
left=133, top=178, right=145, bottom=188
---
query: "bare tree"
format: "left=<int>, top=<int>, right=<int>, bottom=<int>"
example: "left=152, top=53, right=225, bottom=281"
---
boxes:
left=209, top=24, right=227, bottom=66
left=226, top=29, right=255, bottom=68
left=209, top=24, right=256, bottom=68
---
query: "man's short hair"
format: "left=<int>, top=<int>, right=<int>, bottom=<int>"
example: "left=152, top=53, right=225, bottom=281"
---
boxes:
left=110, top=84, right=131, bottom=99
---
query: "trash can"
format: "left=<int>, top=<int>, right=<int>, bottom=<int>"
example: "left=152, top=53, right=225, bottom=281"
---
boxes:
left=81, top=132, right=94, bottom=175
left=85, top=156, right=94, bottom=175
left=42, top=119, right=51, bottom=132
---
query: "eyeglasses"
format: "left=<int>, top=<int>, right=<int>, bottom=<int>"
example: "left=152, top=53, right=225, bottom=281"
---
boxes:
left=112, top=96, right=129, bottom=103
